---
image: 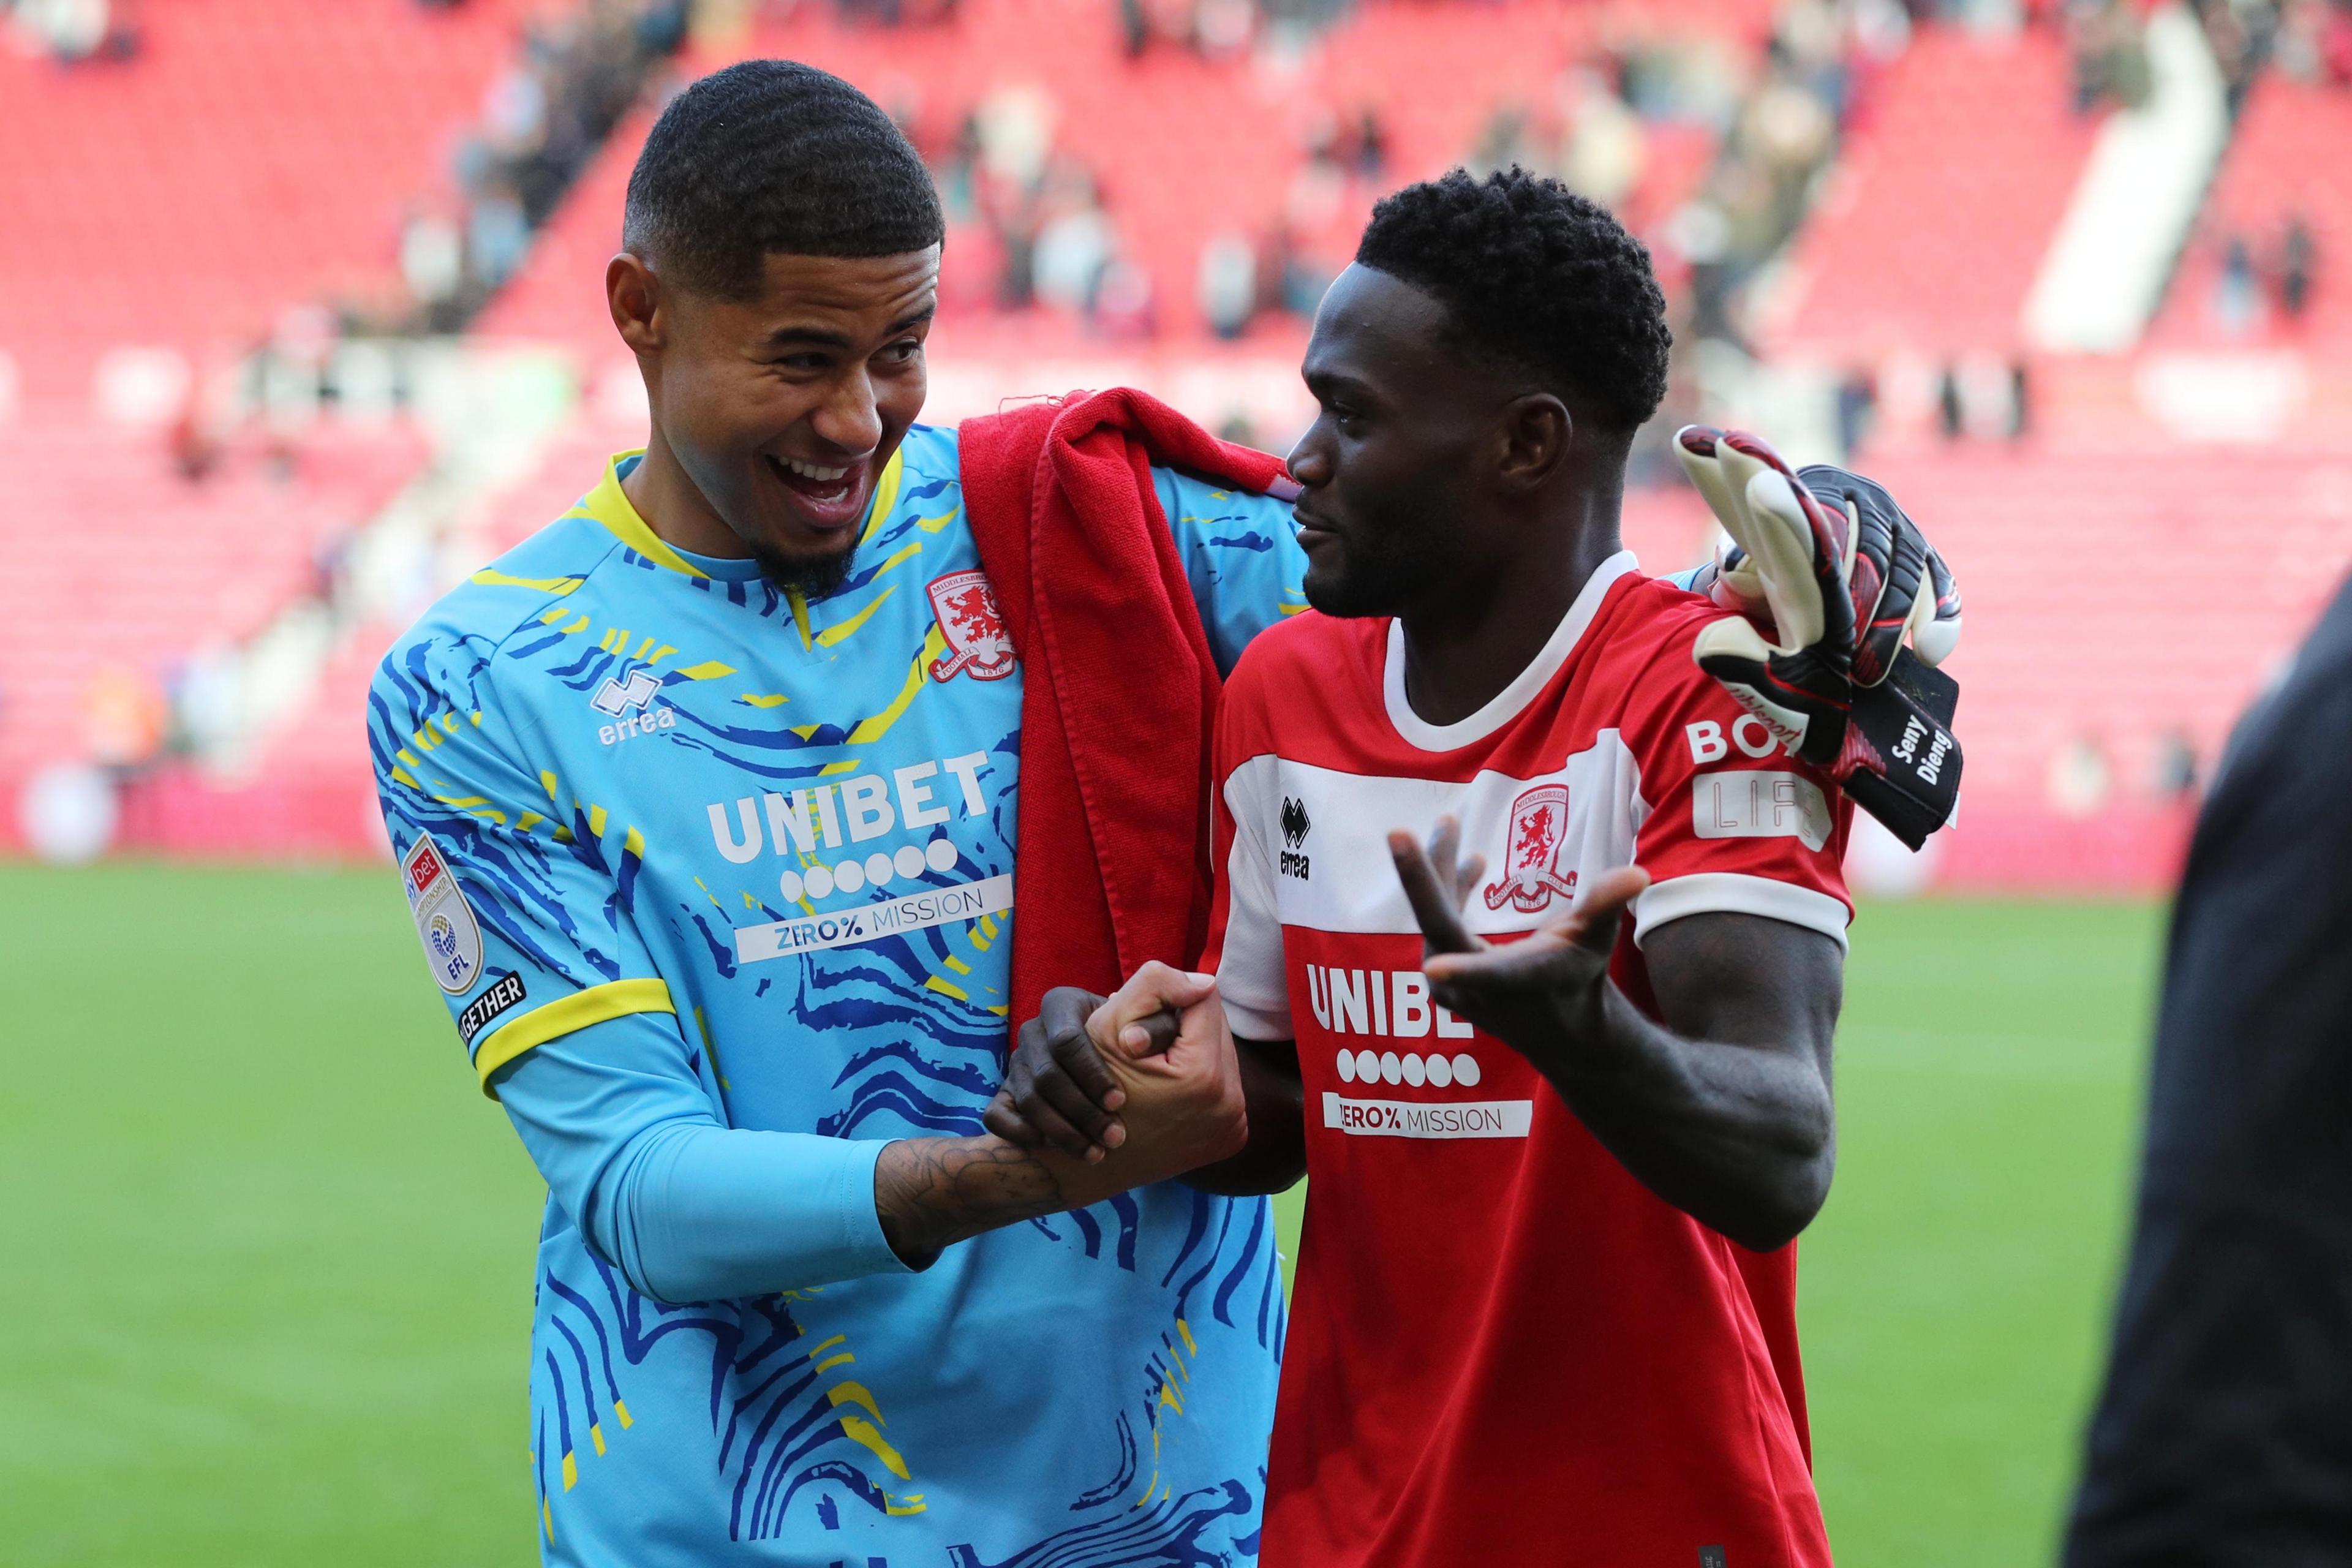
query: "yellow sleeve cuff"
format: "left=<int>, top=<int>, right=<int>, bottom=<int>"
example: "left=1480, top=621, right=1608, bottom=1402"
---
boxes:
left=473, top=978, right=676, bottom=1096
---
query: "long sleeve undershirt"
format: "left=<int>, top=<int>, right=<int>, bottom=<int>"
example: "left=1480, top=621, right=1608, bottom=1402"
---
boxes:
left=491, top=1012, right=911, bottom=1304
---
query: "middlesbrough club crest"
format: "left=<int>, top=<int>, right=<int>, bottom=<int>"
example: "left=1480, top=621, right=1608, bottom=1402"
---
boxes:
left=1483, top=782, right=1579, bottom=913
left=925, top=570, right=1016, bottom=682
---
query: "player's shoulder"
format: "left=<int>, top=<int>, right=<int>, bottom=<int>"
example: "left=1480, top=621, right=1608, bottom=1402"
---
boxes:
left=372, top=513, right=628, bottom=725
left=1602, top=570, right=1725, bottom=651
left=1226, top=606, right=1380, bottom=699
left=898, top=421, right=963, bottom=487
left=859, top=423, right=967, bottom=549
left=1155, top=458, right=1295, bottom=522
left=1215, top=608, right=1380, bottom=761
left=1592, top=571, right=1742, bottom=704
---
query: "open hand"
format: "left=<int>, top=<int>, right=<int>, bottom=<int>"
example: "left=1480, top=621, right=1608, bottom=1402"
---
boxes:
left=1389, top=818, right=1649, bottom=1065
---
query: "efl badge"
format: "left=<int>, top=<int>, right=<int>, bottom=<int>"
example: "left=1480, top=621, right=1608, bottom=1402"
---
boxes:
left=926, top=570, right=1016, bottom=682
left=402, top=832, right=484, bottom=995
left=1483, top=783, right=1578, bottom=913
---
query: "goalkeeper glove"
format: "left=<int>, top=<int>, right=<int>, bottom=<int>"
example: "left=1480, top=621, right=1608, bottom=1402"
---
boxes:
left=1675, top=425, right=1965, bottom=850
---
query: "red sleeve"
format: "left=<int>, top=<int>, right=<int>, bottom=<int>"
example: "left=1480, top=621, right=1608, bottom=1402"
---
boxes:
left=1196, top=649, right=1293, bottom=1040
left=1623, top=619, right=1855, bottom=951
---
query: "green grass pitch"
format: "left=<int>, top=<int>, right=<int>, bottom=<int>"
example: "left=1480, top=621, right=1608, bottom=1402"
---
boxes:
left=0, top=863, right=2161, bottom=1565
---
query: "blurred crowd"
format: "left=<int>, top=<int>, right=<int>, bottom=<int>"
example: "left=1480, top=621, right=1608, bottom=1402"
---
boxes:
left=1189, top=104, right=1391, bottom=343
left=393, top=0, right=690, bottom=334
left=2209, top=213, right=2317, bottom=334
left=175, top=1, right=691, bottom=496
left=926, top=86, right=1163, bottom=337
left=4, top=0, right=137, bottom=62
left=35, top=0, right=2343, bottom=471
left=2061, top=0, right=2352, bottom=115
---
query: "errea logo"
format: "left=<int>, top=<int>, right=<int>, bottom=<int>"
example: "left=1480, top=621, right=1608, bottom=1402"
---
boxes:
left=592, top=669, right=674, bottom=746
left=1279, top=795, right=1311, bottom=881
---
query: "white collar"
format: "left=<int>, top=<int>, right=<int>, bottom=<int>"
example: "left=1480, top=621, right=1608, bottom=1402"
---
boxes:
left=1382, top=550, right=1640, bottom=752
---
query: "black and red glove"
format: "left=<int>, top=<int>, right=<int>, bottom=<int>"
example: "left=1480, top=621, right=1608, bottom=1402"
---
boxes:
left=1676, top=426, right=1964, bottom=850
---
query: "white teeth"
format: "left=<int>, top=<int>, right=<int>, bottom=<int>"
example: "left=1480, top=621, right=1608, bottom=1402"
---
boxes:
left=783, top=458, right=850, bottom=483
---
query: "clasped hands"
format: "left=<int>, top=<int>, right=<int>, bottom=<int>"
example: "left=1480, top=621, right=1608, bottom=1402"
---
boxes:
left=986, top=818, right=1653, bottom=1174
left=982, top=962, right=1249, bottom=1204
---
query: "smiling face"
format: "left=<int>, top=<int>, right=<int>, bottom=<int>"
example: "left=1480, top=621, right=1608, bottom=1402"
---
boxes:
left=1286, top=263, right=1522, bottom=620
left=619, top=244, right=941, bottom=594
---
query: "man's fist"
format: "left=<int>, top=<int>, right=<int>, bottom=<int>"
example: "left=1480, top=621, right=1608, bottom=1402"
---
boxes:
left=1676, top=426, right=1964, bottom=850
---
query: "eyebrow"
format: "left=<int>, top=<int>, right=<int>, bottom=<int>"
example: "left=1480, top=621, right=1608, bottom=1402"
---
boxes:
left=761, top=306, right=937, bottom=350
left=1303, top=366, right=1378, bottom=402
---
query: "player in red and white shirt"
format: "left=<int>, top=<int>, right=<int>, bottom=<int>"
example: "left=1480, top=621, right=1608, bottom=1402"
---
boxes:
left=1196, top=170, right=1854, bottom=1567
left=1200, top=545, right=1844, bottom=1563
left=992, top=168, right=1947, bottom=1566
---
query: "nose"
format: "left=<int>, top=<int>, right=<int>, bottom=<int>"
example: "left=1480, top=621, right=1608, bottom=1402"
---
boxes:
left=1286, top=432, right=1331, bottom=489
left=811, top=367, right=884, bottom=456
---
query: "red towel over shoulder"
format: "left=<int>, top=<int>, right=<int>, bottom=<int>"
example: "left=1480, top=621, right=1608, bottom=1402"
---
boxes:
left=957, top=387, right=1293, bottom=1037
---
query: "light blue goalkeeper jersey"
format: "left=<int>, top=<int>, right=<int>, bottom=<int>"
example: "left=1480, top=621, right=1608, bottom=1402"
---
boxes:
left=368, top=423, right=1303, bottom=1566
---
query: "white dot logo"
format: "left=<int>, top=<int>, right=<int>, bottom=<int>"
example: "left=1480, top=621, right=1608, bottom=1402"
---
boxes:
left=1327, top=1049, right=1482, bottom=1094
left=894, top=844, right=927, bottom=878
left=804, top=864, right=835, bottom=898
left=778, top=869, right=805, bottom=903
left=925, top=838, right=960, bottom=873
left=835, top=858, right=866, bottom=894
left=865, top=851, right=894, bottom=887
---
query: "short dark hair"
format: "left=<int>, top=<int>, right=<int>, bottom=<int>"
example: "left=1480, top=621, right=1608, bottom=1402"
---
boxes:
left=1355, top=167, right=1672, bottom=432
left=624, top=59, right=945, bottom=298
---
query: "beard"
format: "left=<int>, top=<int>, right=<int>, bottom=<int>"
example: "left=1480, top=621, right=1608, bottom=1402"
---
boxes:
left=749, top=538, right=859, bottom=600
left=1300, top=524, right=1433, bottom=620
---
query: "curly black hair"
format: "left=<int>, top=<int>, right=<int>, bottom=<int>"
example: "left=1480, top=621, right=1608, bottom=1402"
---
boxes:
left=624, top=60, right=944, bottom=299
left=1355, top=167, right=1672, bottom=433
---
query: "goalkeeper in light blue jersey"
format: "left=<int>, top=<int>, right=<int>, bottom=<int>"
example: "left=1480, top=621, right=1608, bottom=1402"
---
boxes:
left=370, top=63, right=1300, bottom=1566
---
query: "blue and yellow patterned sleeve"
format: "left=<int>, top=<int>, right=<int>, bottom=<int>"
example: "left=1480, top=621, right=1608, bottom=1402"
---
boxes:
left=495, top=1016, right=910, bottom=1300
left=1153, top=466, right=1308, bottom=677
left=369, top=627, right=908, bottom=1298
left=369, top=627, right=676, bottom=1093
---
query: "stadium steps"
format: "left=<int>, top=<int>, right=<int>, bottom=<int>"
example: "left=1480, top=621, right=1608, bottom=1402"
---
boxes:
left=2021, top=2, right=2229, bottom=353
left=1765, top=23, right=2101, bottom=360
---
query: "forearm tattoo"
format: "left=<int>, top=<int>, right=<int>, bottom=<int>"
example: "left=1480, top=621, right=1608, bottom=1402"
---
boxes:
left=872, top=1136, right=1071, bottom=1265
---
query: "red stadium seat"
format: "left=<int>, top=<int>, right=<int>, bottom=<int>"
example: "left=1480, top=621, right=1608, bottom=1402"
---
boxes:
left=0, top=0, right=528, bottom=409
left=1845, top=443, right=2352, bottom=810
left=0, top=418, right=426, bottom=782
left=1766, top=24, right=2100, bottom=360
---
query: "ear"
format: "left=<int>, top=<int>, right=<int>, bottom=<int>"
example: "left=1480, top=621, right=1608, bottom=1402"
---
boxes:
left=1494, top=393, right=1570, bottom=492
left=607, top=252, right=666, bottom=356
